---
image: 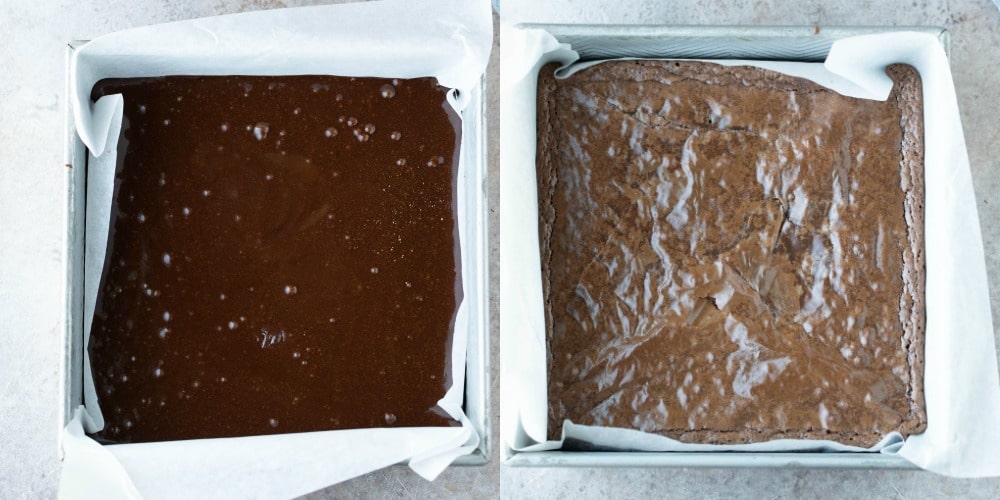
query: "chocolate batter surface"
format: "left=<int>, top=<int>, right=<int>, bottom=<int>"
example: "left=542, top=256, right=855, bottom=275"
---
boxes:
left=89, top=75, right=461, bottom=444
left=538, top=61, right=925, bottom=446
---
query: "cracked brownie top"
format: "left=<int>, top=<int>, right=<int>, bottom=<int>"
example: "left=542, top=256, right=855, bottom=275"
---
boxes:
left=537, top=61, right=925, bottom=446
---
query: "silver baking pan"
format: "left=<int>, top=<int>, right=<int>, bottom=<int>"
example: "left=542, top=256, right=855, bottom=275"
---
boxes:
left=60, top=41, right=491, bottom=465
left=504, top=24, right=948, bottom=470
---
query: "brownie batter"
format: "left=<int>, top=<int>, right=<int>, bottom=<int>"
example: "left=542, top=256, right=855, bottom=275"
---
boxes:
left=88, top=75, right=462, bottom=444
left=538, top=61, right=925, bottom=446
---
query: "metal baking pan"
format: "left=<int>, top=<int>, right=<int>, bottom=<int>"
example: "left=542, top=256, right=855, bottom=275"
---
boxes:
left=504, top=24, right=948, bottom=470
left=60, top=41, right=491, bottom=465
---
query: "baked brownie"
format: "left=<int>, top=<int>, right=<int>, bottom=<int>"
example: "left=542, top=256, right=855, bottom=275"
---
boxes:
left=88, top=75, right=462, bottom=443
left=538, top=61, right=925, bottom=446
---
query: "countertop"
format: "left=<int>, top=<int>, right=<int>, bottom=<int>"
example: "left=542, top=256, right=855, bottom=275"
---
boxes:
left=1, top=0, right=998, bottom=498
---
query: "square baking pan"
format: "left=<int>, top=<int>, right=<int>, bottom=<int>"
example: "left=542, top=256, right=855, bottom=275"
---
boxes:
left=60, top=41, right=491, bottom=465
left=503, top=24, right=949, bottom=470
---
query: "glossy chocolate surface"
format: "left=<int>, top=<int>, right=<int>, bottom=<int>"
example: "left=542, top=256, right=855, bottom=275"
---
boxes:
left=89, top=75, right=461, bottom=444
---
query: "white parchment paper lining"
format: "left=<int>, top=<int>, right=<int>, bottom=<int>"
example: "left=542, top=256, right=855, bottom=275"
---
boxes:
left=61, top=1, right=491, bottom=498
left=499, top=27, right=1000, bottom=477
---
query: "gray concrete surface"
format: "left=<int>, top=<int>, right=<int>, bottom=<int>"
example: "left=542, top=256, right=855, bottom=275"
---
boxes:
left=0, top=0, right=997, bottom=498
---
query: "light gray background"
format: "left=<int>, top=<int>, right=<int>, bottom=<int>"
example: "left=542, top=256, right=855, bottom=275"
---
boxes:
left=0, top=0, right=997, bottom=498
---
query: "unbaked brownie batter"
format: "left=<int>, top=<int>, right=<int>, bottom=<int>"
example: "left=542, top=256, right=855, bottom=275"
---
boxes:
left=89, top=75, right=462, bottom=443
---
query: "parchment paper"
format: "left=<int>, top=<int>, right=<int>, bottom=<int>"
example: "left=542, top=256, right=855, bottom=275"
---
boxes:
left=500, top=26, right=1000, bottom=477
left=60, top=1, right=491, bottom=498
